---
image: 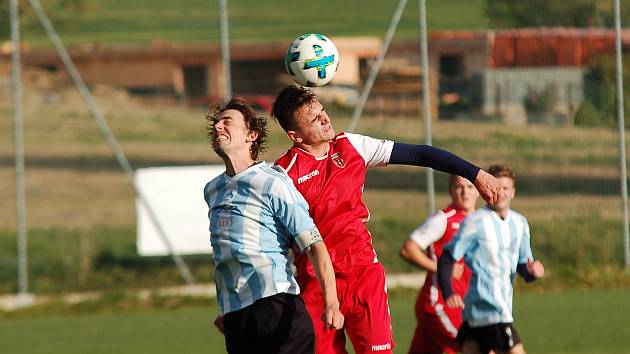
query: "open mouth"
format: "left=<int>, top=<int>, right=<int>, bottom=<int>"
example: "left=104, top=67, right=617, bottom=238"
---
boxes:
left=214, top=134, right=229, bottom=143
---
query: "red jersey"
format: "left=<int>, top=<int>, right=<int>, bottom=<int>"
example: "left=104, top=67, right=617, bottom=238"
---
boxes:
left=411, top=205, right=471, bottom=315
left=275, top=132, right=394, bottom=285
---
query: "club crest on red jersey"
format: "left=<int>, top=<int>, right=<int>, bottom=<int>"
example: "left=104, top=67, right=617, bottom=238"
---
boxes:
left=331, top=152, right=345, bottom=168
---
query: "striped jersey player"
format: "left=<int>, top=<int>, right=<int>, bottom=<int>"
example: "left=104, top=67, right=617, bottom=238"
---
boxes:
left=438, top=165, right=545, bottom=354
left=400, top=175, right=479, bottom=354
left=204, top=161, right=321, bottom=314
left=204, top=98, right=343, bottom=354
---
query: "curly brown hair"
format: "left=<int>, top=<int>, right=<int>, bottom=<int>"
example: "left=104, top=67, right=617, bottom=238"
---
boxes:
left=205, top=97, right=269, bottom=160
left=271, top=85, right=317, bottom=132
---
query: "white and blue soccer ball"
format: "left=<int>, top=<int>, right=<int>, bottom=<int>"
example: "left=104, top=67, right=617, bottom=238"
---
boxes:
left=285, top=33, right=340, bottom=87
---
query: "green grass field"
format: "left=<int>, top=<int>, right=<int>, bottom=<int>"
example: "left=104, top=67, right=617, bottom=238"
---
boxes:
left=19, top=0, right=489, bottom=47
left=2, top=287, right=629, bottom=354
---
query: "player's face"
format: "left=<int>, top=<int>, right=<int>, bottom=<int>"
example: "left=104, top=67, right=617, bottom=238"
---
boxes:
left=449, top=176, right=479, bottom=213
left=290, top=100, right=336, bottom=146
left=212, top=109, right=256, bottom=158
left=490, top=176, right=516, bottom=211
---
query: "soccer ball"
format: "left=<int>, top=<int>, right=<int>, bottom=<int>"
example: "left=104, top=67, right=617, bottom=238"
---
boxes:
left=285, top=33, right=340, bottom=87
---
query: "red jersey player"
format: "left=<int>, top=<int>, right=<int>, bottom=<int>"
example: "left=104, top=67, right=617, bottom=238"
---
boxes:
left=271, top=85, right=499, bottom=354
left=400, top=175, right=479, bottom=354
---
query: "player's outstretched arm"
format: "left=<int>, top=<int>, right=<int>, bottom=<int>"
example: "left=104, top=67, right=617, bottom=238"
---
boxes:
left=388, top=143, right=499, bottom=204
left=305, top=241, right=344, bottom=330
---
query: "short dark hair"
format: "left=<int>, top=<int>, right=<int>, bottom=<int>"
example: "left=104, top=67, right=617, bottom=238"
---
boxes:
left=271, top=85, right=317, bottom=132
left=205, top=97, right=269, bottom=160
left=487, top=164, right=516, bottom=186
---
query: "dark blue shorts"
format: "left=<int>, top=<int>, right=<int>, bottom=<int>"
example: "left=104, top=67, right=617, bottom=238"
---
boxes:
left=456, top=321, right=522, bottom=354
left=223, top=293, right=314, bottom=354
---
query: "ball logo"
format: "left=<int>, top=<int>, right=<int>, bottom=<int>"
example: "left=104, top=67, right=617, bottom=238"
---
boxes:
left=303, top=44, right=335, bottom=80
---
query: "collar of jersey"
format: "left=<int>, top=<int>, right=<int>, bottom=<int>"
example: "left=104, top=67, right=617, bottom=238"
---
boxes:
left=223, top=161, right=265, bottom=180
left=484, top=205, right=512, bottom=221
left=295, top=145, right=330, bottom=160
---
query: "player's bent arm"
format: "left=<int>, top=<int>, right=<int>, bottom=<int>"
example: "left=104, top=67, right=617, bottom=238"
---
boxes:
left=304, top=241, right=344, bottom=330
left=400, top=211, right=446, bottom=271
left=437, top=251, right=465, bottom=308
left=399, top=239, right=437, bottom=272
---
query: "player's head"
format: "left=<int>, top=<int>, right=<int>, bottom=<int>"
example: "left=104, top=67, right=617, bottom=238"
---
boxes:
left=448, top=175, right=479, bottom=214
left=487, top=164, right=516, bottom=211
left=206, top=97, right=268, bottom=160
left=271, top=85, right=336, bottom=146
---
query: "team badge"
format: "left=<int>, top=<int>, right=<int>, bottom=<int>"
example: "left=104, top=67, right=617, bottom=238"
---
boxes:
left=331, top=152, right=345, bottom=168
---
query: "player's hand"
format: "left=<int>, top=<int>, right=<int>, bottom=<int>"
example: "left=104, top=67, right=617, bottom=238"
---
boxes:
left=473, top=170, right=500, bottom=205
left=445, top=294, right=464, bottom=309
left=322, top=304, right=344, bottom=330
left=214, top=315, right=225, bottom=335
left=452, top=263, right=464, bottom=280
left=527, top=259, right=545, bottom=279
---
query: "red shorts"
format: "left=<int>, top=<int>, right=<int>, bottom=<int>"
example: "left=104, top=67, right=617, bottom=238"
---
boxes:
left=408, top=305, right=462, bottom=354
left=301, top=262, right=395, bottom=354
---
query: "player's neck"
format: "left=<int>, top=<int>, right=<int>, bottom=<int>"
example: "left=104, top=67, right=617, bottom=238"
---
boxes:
left=296, top=141, right=330, bottom=158
left=488, top=204, right=509, bottom=219
left=221, top=152, right=256, bottom=176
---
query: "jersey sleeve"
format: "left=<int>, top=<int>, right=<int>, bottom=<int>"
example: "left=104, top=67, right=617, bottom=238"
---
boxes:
left=518, top=221, right=534, bottom=264
left=345, top=132, right=395, bottom=167
left=409, top=211, right=448, bottom=250
left=268, top=173, right=323, bottom=252
left=444, top=216, right=478, bottom=261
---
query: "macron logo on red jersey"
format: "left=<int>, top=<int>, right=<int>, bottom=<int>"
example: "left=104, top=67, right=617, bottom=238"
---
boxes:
left=298, top=169, right=320, bottom=184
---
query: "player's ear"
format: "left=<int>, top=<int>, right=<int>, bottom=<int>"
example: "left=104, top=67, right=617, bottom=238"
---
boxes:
left=246, top=130, right=258, bottom=143
left=287, top=130, right=303, bottom=143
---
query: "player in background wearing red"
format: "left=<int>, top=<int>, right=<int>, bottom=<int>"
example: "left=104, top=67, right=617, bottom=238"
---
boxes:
left=400, top=175, right=479, bottom=354
left=271, top=85, right=500, bottom=354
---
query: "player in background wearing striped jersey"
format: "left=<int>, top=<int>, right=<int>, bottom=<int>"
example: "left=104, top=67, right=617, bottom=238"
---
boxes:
left=271, top=85, right=501, bottom=354
left=400, top=175, right=479, bottom=354
left=203, top=98, right=344, bottom=354
left=438, top=164, right=545, bottom=354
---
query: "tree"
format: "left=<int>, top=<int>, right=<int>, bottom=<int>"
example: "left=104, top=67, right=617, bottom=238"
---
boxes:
left=576, top=54, right=630, bottom=128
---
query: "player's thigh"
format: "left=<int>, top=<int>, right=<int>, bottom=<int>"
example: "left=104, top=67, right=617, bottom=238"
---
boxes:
left=345, top=264, right=394, bottom=354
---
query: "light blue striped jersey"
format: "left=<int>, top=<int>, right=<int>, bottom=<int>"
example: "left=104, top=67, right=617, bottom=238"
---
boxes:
left=203, top=162, right=322, bottom=315
left=444, top=206, right=533, bottom=327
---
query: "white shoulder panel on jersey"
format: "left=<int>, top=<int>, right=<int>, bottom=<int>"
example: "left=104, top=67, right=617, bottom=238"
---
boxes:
left=409, top=210, right=448, bottom=250
left=276, top=152, right=298, bottom=174
left=344, top=132, right=395, bottom=167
